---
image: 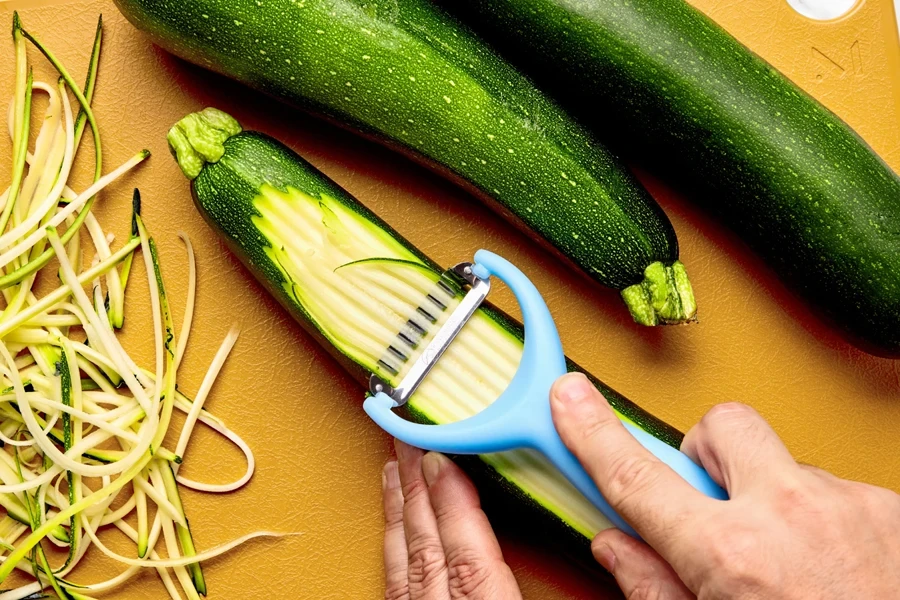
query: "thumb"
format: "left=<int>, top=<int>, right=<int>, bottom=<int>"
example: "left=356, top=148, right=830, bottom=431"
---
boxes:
left=592, top=528, right=695, bottom=600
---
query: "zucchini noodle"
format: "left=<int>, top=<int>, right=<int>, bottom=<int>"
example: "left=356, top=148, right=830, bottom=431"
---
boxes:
left=0, top=13, right=265, bottom=599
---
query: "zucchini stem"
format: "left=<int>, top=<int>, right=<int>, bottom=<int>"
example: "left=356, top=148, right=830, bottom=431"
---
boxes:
left=621, top=260, right=698, bottom=326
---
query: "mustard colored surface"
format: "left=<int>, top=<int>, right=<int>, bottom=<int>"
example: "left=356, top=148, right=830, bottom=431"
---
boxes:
left=0, top=0, right=898, bottom=597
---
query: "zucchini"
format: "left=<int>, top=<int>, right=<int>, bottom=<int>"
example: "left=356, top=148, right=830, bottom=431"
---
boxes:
left=116, top=0, right=698, bottom=326
left=443, top=0, right=900, bottom=357
left=167, top=108, right=683, bottom=559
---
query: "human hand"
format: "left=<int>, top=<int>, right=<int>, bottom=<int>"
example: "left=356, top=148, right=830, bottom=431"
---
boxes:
left=550, top=372, right=900, bottom=599
left=382, top=439, right=522, bottom=600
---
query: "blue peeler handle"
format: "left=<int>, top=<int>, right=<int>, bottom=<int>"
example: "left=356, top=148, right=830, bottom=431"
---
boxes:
left=364, top=250, right=727, bottom=539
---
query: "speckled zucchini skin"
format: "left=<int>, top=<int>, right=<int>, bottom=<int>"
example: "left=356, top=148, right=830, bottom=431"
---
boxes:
left=444, top=0, right=900, bottom=357
left=114, top=0, right=685, bottom=299
left=185, top=127, right=683, bottom=563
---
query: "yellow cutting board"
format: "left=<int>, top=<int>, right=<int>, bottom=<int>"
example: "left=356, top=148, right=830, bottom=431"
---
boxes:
left=0, top=0, right=898, bottom=598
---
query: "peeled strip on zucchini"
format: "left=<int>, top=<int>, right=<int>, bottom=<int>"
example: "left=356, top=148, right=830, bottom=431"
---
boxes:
left=258, top=182, right=612, bottom=537
left=172, top=109, right=683, bottom=560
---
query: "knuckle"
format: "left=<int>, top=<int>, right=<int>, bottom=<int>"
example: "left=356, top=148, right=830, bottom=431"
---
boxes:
left=401, top=478, right=430, bottom=505
left=445, top=548, right=493, bottom=597
left=771, top=477, right=816, bottom=516
left=384, top=501, right=404, bottom=526
left=702, top=402, right=756, bottom=429
left=575, top=408, right=617, bottom=444
left=627, top=577, right=667, bottom=600
left=384, top=578, right=410, bottom=600
left=432, top=499, right=468, bottom=525
left=605, top=454, right=661, bottom=506
left=406, top=538, right=447, bottom=589
left=384, top=520, right=405, bottom=539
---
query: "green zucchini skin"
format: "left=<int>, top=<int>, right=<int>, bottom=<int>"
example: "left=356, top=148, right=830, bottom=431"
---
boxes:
left=443, top=0, right=900, bottom=357
left=172, top=112, right=683, bottom=564
left=115, top=0, right=698, bottom=324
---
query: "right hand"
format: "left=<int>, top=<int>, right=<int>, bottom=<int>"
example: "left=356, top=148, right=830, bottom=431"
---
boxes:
left=549, top=372, right=900, bottom=599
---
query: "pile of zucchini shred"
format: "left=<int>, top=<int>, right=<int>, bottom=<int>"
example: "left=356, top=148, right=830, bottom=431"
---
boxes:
left=0, top=14, right=270, bottom=600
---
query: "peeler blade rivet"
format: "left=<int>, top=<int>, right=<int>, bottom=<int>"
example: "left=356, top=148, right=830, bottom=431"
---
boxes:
left=375, top=383, right=383, bottom=392
left=463, top=266, right=472, bottom=275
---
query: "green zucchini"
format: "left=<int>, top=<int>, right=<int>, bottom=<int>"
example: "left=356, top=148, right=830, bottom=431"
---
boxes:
left=116, top=0, right=698, bottom=326
left=167, top=108, right=683, bottom=560
left=443, top=0, right=900, bottom=357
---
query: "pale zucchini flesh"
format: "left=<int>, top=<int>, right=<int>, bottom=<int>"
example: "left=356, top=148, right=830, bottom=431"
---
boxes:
left=253, top=184, right=613, bottom=537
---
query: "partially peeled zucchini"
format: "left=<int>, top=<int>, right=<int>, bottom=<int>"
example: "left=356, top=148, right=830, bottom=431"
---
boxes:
left=169, top=108, right=683, bottom=559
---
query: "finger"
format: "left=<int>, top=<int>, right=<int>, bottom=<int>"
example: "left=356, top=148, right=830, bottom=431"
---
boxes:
left=680, top=403, right=796, bottom=494
left=593, top=528, right=695, bottom=600
left=395, top=440, right=450, bottom=600
left=550, top=373, right=708, bottom=552
left=383, top=461, right=410, bottom=600
left=423, top=452, right=522, bottom=599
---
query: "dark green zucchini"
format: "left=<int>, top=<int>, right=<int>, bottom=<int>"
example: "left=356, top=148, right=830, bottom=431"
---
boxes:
left=115, top=0, right=698, bottom=326
left=443, top=0, right=900, bottom=357
left=167, top=107, right=684, bottom=563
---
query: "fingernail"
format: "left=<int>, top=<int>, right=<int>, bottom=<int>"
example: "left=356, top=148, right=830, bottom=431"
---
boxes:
left=422, top=452, right=447, bottom=487
left=554, top=373, right=593, bottom=408
left=593, top=542, right=616, bottom=573
left=383, top=460, right=400, bottom=491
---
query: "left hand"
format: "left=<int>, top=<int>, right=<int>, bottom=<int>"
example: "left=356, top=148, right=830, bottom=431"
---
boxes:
left=382, top=439, right=523, bottom=600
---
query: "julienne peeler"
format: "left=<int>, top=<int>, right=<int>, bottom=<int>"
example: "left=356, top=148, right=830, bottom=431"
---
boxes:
left=365, top=250, right=727, bottom=539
